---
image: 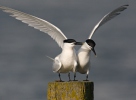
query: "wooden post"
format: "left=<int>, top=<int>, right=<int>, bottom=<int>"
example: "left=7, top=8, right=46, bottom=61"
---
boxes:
left=47, top=81, right=94, bottom=100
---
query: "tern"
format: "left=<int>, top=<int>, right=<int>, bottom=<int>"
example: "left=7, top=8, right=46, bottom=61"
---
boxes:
left=77, top=4, right=129, bottom=81
left=0, top=6, right=82, bottom=81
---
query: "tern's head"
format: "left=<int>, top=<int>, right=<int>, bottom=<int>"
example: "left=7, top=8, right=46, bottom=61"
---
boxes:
left=86, top=39, right=96, bottom=56
left=63, top=39, right=82, bottom=48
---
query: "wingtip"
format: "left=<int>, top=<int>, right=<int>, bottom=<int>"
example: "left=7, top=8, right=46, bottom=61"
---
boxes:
left=0, top=6, right=3, bottom=9
left=0, top=6, right=6, bottom=9
left=124, top=4, right=129, bottom=6
left=123, top=4, right=129, bottom=8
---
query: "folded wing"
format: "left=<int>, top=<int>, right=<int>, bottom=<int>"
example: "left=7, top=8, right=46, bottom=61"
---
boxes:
left=53, top=56, right=61, bottom=72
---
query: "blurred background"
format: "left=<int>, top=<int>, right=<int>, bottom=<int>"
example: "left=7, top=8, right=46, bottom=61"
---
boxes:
left=0, top=0, right=135, bottom=100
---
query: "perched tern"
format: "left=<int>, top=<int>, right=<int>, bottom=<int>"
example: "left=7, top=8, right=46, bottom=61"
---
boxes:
left=0, top=6, right=82, bottom=81
left=77, top=4, right=129, bottom=81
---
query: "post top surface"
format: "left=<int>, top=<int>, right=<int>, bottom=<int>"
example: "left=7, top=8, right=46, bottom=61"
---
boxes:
left=48, top=81, right=94, bottom=84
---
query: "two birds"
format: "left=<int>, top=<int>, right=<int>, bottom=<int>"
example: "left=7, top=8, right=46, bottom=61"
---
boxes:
left=0, top=4, right=128, bottom=81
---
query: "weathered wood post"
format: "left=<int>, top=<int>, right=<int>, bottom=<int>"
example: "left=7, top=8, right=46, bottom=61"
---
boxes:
left=47, top=81, right=94, bottom=100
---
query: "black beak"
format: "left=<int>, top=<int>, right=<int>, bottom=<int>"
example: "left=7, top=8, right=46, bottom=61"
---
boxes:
left=92, top=48, right=97, bottom=57
left=74, top=42, right=83, bottom=45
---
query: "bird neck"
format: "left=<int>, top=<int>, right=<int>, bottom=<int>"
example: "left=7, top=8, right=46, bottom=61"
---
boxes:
left=77, top=43, right=91, bottom=64
left=80, top=42, right=91, bottom=51
left=61, top=45, right=75, bottom=58
left=62, top=43, right=74, bottom=50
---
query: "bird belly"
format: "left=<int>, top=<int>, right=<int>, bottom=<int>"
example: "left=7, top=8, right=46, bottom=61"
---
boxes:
left=77, top=53, right=90, bottom=74
left=59, top=60, right=74, bottom=73
left=77, top=61, right=89, bottom=74
left=58, top=49, right=77, bottom=73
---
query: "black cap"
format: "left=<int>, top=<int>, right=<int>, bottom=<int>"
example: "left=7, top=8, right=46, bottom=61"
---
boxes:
left=63, top=39, right=76, bottom=43
left=86, top=39, right=96, bottom=56
left=86, top=39, right=96, bottom=48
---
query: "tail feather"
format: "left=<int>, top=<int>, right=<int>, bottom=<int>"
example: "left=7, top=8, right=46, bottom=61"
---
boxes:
left=46, top=56, right=54, bottom=61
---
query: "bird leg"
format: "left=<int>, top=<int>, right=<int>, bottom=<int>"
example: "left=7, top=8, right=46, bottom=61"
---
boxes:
left=59, top=73, right=63, bottom=82
left=73, top=73, right=78, bottom=81
left=86, top=74, right=89, bottom=81
left=83, top=74, right=89, bottom=81
left=56, top=73, right=63, bottom=82
left=68, top=72, right=71, bottom=81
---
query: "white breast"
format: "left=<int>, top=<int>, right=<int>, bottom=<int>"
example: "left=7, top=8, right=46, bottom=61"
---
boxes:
left=77, top=43, right=91, bottom=74
left=59, top=49, right=77, bottom=73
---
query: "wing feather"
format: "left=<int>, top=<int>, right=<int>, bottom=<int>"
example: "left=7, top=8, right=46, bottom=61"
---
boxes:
left=0, top=6, right=67, bottom=48
left=53, top=56, right=61, bottom=72
left=88, top=4, right=129, bottom=39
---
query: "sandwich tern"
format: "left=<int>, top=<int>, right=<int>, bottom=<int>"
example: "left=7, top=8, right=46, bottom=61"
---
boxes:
left=0, top=6, right=82, bottom=81
left=77, top=4, right=129, bottom=81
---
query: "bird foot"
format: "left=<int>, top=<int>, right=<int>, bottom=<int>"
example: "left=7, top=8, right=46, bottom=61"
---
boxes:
left=55, top=80, right=64, bottom=82
left=72, top=80, right=78, bottom=81
left=68, top=80, right=72, bottom=82
left=83, top=80, right=89, bottom=81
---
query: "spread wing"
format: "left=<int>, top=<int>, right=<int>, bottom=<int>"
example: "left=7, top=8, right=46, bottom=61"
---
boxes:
left=88, top=4, right=128, bottom=39
left=0, top=6, right=67, bottom=48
